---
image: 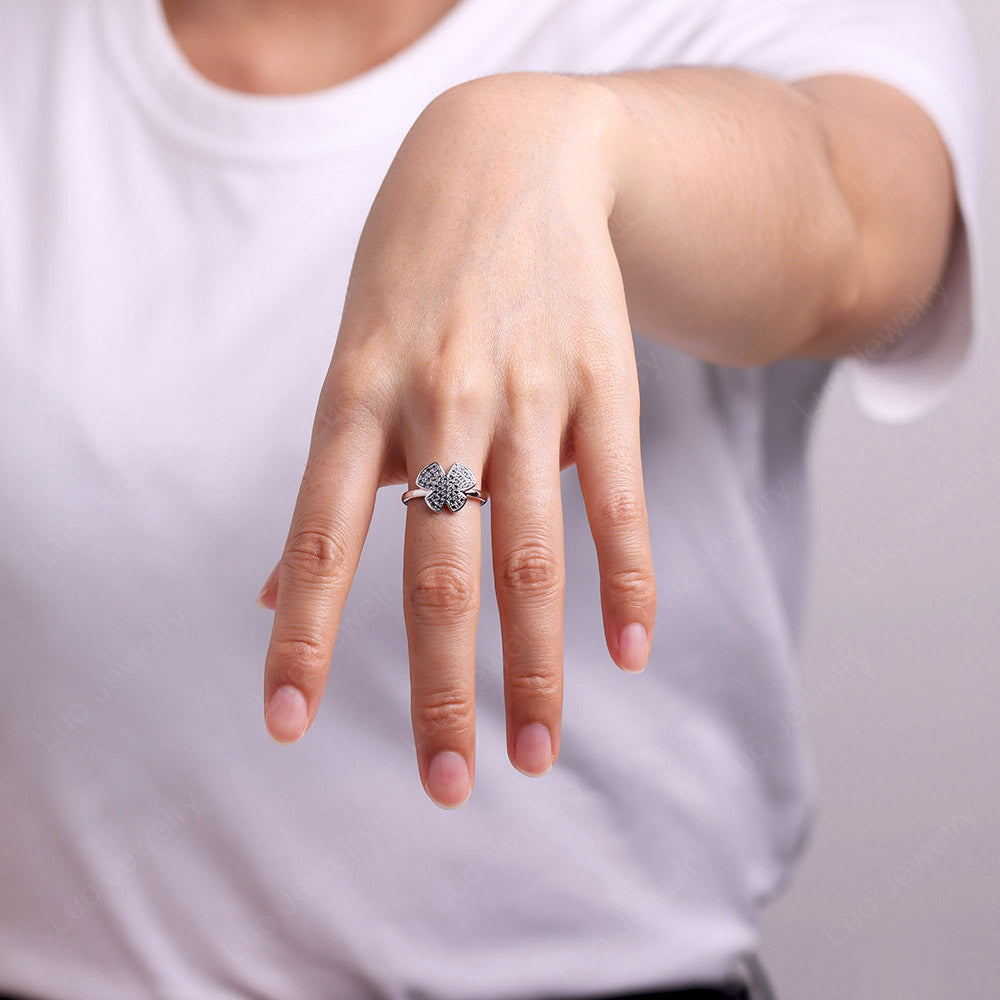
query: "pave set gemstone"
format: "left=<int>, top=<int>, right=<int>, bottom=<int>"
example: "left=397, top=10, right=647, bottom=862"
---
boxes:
left=415, top=461, right=478, bottom=512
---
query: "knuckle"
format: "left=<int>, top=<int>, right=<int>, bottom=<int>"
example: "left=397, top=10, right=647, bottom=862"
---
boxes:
left=498, top=544, right=564, bottom=599
left=412, top=355, right=483, bottom=415
left=269, top=633, right=329, bottom=682
left=603, top=567, right=657, bottom=608
left=597, top=489, right=647, bottom=530
left=506, top=378, right=561, bottom=432
left=408, top=561, right=475, bottom=620
left=284, top=527, right=352, bottom=585
left=505, top=363, right=553, bottom=410
left=505, top=666, right=561, bottom=703
left=337, top=385, right=383, bottom=429
left=414, top=689, right=474, bottom=734
left=573, top=352, right=617, bottom=400
left=317, top=360, right=386, bottom=435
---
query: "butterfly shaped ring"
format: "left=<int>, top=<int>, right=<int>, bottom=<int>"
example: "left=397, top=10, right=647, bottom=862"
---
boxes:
left=401, top=461, right=488, bottom=512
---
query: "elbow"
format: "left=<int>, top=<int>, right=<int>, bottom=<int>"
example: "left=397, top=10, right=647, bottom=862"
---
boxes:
left=777, top=191, right=868, bottom=364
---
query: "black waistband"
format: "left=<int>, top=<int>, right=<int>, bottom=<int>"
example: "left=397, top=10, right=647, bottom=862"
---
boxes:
left=0, top=983, right=751, bottom=1000
left=546, top=980, right=751, bottom=1000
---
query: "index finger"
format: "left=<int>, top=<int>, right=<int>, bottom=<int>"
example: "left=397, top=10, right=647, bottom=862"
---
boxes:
left=262, top=408, right=385, bottom=743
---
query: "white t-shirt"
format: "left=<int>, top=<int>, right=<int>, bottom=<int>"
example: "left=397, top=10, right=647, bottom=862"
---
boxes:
left=0, top=0, right=983, bottom=997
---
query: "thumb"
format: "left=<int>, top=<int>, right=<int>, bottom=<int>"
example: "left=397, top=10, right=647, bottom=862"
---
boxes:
left=255, top=560, right=280, bottom=611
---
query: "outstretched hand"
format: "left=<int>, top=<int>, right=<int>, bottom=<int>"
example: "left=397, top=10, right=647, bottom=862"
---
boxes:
left=257, top=73, right=656, bottom=808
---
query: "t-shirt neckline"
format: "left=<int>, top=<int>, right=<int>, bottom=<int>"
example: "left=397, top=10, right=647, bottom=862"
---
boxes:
left=97, top=0, right=494, bottom=163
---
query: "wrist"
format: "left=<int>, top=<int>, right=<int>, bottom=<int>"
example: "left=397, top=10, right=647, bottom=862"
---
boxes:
left=415, top=71, right=625, bottom=218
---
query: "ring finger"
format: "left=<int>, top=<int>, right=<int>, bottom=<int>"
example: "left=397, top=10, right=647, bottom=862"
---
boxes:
left=402, top=428, right=488, bottom=810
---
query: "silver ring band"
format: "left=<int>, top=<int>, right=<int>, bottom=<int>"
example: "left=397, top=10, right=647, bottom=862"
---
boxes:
left=401, top=461, right=488, bottom=512
left=401, top=488, right=487, bottom=506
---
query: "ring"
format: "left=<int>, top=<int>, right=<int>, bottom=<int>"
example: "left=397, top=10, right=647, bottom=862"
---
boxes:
left=401, top=461, right=488, bottom=512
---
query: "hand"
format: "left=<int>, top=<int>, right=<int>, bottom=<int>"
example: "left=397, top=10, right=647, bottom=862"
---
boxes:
left=257, top=73, right=656, bottom=808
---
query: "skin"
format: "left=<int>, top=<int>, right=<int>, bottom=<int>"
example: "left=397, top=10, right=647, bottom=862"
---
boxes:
left=162, top=2, right=958, bottom=808
left=162, top=0, right=465, bottom=93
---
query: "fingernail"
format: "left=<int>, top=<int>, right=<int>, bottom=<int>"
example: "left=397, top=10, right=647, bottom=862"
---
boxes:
left=256, top=562, right=279, bottom=608
left=618, top=623, right=650, bottom=673
left=426, top=751, right=472, bottom=809
left=265, top=684, right=308, bottom=743
left=514, top=722, right=553, bottom=777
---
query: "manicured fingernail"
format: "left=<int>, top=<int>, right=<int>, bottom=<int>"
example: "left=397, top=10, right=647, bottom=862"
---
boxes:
left=256, top=563, right=279, bottom=608
left=426, top=751, right=471, bottom=809
left=514, top=723, right=553, bottom=777
left=265, top=684, right=308, bottom=743
left=618, top=623, right=650, bottom=673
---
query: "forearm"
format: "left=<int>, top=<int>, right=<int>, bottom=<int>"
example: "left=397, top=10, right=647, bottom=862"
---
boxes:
left=593, top=66, right=864, bottom=367
left=421, top=68, right=952, bottom=370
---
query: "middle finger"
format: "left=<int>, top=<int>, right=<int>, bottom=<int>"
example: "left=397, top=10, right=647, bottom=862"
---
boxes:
left=489, top=412, right=566, bottom=779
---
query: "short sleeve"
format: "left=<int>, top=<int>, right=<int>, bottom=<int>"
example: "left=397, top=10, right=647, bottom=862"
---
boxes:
left=697, top=0, right=985, bottom=424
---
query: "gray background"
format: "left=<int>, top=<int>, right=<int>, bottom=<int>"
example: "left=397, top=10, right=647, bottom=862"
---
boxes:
left=758, top=0, right=999, bottom=995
